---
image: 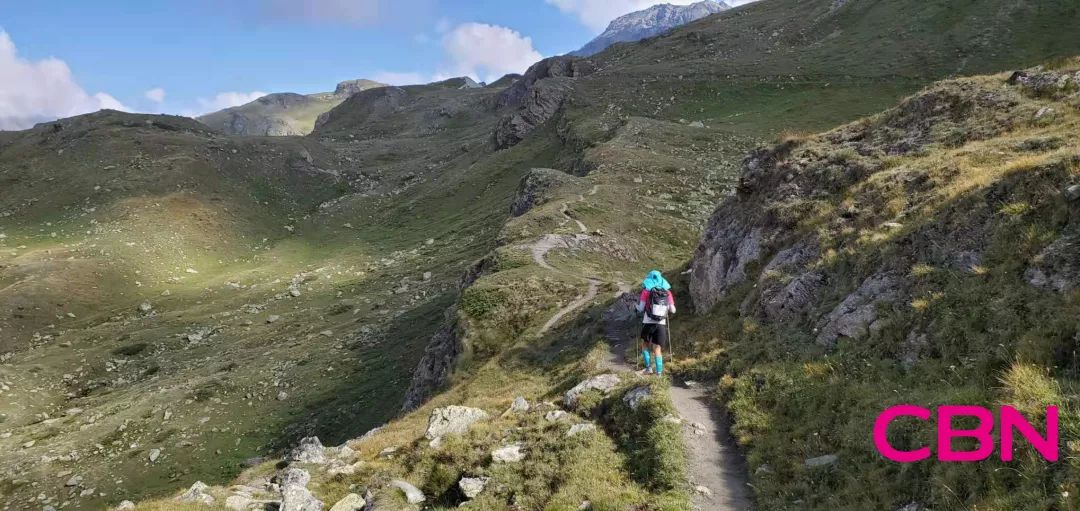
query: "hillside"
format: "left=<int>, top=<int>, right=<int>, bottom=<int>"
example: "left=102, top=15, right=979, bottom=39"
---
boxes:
left=3, top=0, right=1080, bottom=509
left=197, top=79, right=386, bottom=136
left=569, top=1, right=730, bottom=57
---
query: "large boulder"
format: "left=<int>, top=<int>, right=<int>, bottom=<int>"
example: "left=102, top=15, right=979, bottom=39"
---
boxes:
left=564, top=374, right=621, bottom=407
left=509, top=168, right=578, bottom=217
left=425, top=405, right=490, bottom=440
left=491, top=443, right=525, bottom=463
left=622, top=386, right=652, bottom=410
left=280, top=469, right=323, bottom=511
left=286, top=437, right=327, bottom=464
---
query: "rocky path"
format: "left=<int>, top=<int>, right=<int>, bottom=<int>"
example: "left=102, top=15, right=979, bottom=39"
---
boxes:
left=536, top=190, right=752, bottom=510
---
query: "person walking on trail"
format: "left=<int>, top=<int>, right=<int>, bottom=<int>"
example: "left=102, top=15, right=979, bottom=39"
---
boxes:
left=637, top=270, right=675, bottom=376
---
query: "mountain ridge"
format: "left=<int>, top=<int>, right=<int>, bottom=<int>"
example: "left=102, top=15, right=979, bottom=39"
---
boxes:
left=570, top=0, right=730, bottom=57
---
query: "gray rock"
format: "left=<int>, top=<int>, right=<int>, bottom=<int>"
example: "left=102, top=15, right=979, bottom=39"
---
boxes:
left=390, top=480, right=426, bottom=504
left=149, top=448, right=161, bottom=463
left=65, top=475, right=83, bottom=487
left=545, top=410, right=568, bottom=422
left=286, top=437, right=327, bottom=464
left=1025, top=235, right=1080, bottom=293
left=816, top=273, right=902, bottom=347
left=458, top=477, right=489, bottom=499
left=690, top=220, right=766, bottom=313
left=425, top=405, right=489, bottom=439
left=1066, top=185, right=1080, bottom=202
left=267, top=315, right=281, bottom=324
left=177, top=481, right=215, bottom=505
left=280, top=468, right=311, bottom=489
left=804, top=454, right=839, bottom=469
left=567, top=423, right=597, bottom=437
left=509, top=168, right=577, bottom=217
left=400, top=321, right=459, bottom=412
left=328, top=494, right=366, bottom=511
left=505, top=396, right=530, bottom=415
left=281, top=468, right=322, bottom=511
left=494, top=57, right=594, bottom=149
left=492, top=443, right=525, bottom=463
left=116, top=501, right=135, bottom=511
left=622, top=386, right=652, bottom=410
left=564, top=374, right=621, bottom=407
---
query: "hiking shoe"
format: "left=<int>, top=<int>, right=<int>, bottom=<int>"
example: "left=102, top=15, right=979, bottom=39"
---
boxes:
left=641, top=368, right=654, bottom=376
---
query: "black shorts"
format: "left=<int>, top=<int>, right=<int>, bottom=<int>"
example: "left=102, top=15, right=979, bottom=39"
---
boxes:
left=640, top=323, right=668, bottom=346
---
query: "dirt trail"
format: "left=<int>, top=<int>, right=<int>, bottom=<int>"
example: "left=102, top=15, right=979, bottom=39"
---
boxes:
left=535, top=189, right=752, bottom=510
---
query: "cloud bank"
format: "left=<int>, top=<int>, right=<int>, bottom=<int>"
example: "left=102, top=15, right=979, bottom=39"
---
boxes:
left=0, top=31, right=128, bottom=130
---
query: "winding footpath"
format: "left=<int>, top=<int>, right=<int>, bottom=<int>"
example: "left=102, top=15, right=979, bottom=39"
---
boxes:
left=532, top=189, right=752, bottom=510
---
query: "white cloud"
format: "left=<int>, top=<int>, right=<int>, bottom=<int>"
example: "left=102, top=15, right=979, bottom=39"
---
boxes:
left=0, top=31, right=128, bottom=130
left=372, top=71, right=425, bottom=86
left=144, top=87, right=166, bottom=103
left=546, top=0, right=716, bottom=32
left=440, top=23, right=542, bottom=84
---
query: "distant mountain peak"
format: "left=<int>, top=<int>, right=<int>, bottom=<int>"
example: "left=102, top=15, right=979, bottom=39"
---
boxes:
left=571, top=1, right=730, bottom=57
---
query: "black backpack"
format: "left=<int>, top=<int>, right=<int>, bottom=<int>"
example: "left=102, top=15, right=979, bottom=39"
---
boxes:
left=646, top=289, right=670, bottom=321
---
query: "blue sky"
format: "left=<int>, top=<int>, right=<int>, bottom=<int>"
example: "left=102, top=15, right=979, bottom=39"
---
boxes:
left=0, top=0, right=751, bottom=128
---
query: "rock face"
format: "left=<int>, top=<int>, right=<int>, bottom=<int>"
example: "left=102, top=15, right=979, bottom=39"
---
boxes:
left=510, top=168, right=578, bottom=217
left=401, top=320, right=460, bottom=412
left=564, top=374, right=621, bottom=407
left=494, top=57, right=594, bottom=149
left=1025, top=234, right=1080, bottom=293
left=286, top=437, right=328, bottom=464
left=815, top=273, right=903, bottom=347
left=571, top=1, right=730, bottom=57
left=425, top=405, right=490, bottom=439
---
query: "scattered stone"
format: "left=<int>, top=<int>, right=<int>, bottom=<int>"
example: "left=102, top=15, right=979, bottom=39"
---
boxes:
left=694, top=485, right=713, bottom=497
left=390, top=480, right=426, bottom=504
left=492, top=443, right=525, bottom=463
left=186, top=268, right=199, bottom=274
left=22, top=440, right=35, bottom=449
left=805, top=454, right=839, bottom=469
left=177, top=481, right=215, bottom=505
left=622, top=386, right=652, bottom=410
left=65, top=475, right=83, bottom=487
left=567, top=423, right=597, bottom=437
left=896, top=503, right=921, bottom=511
left=149, top=448, right=161, bottom=463
left=688, top=121, right=705, bottom=128
left=328, top=494, right=366, bottom=511
left=661, top=414, right=682, bottom=425
left=755, top=464, right=773, bottom=475
left=277, top=391, right=289, bottom=401
left=319, top=330, right=333, bottom=337
left=425, top=405, right=489, bottom=439
left=116, top=501, right=135, bottom=511
left=423, top=271, right=433, bottom=281
left=459, top=477, right=489, bottom=499
left=504, top=396, right=529, bottom=415
left=286, top=437, right=327, bottom=464
left=545, top=410, right=568, bottom=422
left=564, top=373, right=621, bottom=407
left=138, top=302, right=153, bottom=314
left=378, top=446, right=399, bottom=458
left=267, top=315, right=281, bottom=324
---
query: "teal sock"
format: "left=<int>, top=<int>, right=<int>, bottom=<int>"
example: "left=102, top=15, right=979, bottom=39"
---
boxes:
left=642, top=350, right=652, bottom=370
left=655, top=355, right=664, bottom=376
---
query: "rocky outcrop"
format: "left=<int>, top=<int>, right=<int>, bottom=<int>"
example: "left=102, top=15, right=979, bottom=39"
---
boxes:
left=815, top=273, right=903, bottom=347
left=509, top=168, right=578, bottom=216
left=493, top=57, right=594, bottom=149
left=333, top=79, right=385, bottom=97
left=425, top=405, right=489, bottom=439
left=314, top=86, right=409, bottom=132
left=177, top=481, right=215, bottom=505
left=286, top=437, right=327, bottom=464
left=400, top=319, right=460, bottom=412
left=389, top=480, right=426, bottom=504
left=1025, top=234, right=1080, bottom=293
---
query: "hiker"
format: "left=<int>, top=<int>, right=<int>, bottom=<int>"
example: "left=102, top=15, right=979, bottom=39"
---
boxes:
left=637, top=270, right=675, bottom=376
